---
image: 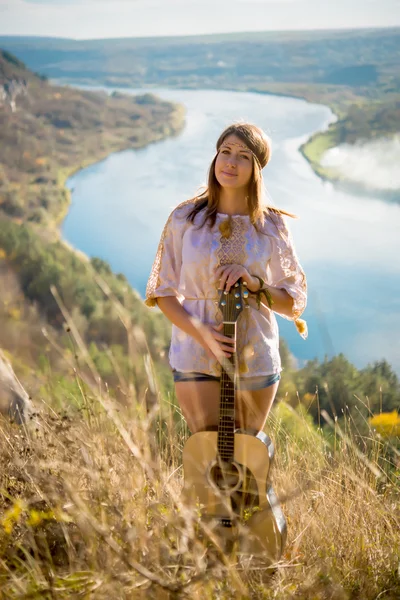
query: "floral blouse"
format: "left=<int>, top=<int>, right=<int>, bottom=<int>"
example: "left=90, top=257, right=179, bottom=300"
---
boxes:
left=145, top=200, right=307, bottom=377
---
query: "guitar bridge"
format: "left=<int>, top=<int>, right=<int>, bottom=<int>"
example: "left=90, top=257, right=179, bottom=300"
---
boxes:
left=220, top=518, right=233, bottom=528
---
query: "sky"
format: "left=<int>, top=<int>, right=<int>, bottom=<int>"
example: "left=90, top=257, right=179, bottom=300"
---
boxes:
left=0, top=0, right=400, bottom=39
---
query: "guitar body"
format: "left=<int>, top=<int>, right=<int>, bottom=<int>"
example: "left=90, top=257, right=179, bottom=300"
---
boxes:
left=182, top=430, right=287, bottom=561
left=181, top=280, right=287, bottom=562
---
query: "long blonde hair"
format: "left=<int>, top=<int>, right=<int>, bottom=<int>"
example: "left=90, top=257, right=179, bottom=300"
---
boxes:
left=187, top=122, right=295, bottom=228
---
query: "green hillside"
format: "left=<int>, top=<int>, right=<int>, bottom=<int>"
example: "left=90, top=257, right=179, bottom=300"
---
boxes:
left=0, top=50, right=185, bottom=226
left=0, top=49, right=184, bottom=405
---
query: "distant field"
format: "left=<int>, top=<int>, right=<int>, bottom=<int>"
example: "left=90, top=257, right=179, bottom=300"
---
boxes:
left=0, top=27, right=398, bottom=91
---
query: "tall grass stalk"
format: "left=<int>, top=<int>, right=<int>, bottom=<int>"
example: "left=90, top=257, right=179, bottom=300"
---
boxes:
left=0, top=288, right=399, bottom=599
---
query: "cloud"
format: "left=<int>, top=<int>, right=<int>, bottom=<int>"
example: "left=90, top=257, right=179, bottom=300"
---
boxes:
left=1, top=0, right=399, bottom=38
left=321, top=136, right=400, bottom=192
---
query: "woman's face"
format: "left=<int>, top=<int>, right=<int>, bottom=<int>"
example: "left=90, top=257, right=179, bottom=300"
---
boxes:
left=214, top=134, right=254, bottom=191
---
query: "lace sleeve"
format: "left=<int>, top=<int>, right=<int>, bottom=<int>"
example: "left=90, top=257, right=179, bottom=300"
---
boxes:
left=145, top=203, right=190, bottom=308
left=267, top=213, right=308, bottom=338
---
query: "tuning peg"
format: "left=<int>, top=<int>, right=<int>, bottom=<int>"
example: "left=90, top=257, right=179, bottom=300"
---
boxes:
left=236, top=303, right=241, bottom=309
left=245, top=304, right=250, bottom=309
left=224, top=290, right=228, bottom=295
left=221, top=300, right=226, bottom=306
left=243, top=290, right=249, bottom=299
left=234, top=292, right=240, bottom=298
left=235, top=282, right=239, bottom=287
left=243, top=281, right=247, bottom=286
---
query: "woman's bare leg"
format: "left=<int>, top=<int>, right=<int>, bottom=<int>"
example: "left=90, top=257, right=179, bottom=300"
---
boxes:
left=236, top=382, right=280, bottom=433
left=176, top=380, right=279, bottom=434
left=175, top=380, right=221, bottom=433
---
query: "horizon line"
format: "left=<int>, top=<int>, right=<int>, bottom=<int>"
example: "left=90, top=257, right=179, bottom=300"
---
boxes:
left=0, top=24, right=399, bottom=43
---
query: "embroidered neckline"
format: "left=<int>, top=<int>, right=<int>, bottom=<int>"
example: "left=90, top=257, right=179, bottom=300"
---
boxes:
left=216, top=212, right=250, bottom=218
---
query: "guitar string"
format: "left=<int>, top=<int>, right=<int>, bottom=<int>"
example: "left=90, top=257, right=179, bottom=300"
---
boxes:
left=218, top=284, right=240, bottom=454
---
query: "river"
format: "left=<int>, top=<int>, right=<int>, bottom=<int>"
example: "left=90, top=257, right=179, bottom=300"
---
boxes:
left=62, top=87, right=400, bottom=373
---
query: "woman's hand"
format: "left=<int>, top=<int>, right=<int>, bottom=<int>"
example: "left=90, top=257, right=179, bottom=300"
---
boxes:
left=157, top=297, right=236, bottom=359
left=195, top=322, right=235, bottom=359
left=215, top=264, right=260, bottom=293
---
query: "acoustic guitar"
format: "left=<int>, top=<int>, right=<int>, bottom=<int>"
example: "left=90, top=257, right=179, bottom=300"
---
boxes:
left=182, top=280, right=287, bottom=561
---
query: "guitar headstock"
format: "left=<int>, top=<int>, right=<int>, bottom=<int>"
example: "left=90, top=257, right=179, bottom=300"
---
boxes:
left=218, top=279, right=249, bottom=323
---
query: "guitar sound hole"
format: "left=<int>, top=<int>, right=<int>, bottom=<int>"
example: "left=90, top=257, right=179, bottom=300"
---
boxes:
left=231, top=471, right=259, bottom=514
left=209, top=461, right=241, bottom=492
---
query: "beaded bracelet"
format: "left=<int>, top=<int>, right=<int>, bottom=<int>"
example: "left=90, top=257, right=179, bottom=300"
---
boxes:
left=252, top=275, right=274, bottom=310
left=251, top=276, right=308, bottom=340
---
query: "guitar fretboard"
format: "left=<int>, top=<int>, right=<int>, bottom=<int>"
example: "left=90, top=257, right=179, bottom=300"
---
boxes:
left=217, top=322, right=236, bottom=462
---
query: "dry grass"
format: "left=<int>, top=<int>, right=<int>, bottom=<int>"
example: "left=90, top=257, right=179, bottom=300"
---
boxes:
left=0, top=299, right=399, bottom=599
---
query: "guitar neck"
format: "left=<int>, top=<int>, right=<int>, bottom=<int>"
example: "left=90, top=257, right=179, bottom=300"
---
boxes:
left=217, top=322, right=236, bottom=462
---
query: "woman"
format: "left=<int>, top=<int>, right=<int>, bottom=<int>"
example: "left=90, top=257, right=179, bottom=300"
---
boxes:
left=145, top=123, right=307, bottom=434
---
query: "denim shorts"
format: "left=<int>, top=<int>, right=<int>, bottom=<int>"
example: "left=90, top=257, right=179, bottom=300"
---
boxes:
left=172, top=370, right=280, bottom=391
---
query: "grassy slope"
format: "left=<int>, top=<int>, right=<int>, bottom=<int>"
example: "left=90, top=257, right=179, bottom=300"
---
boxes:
left=0, top=50, right=184, bottom=397
left=0, top=364, right=399, bottom=599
